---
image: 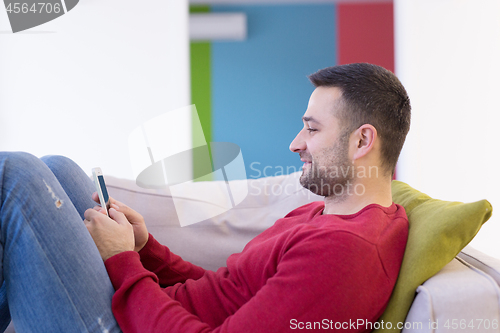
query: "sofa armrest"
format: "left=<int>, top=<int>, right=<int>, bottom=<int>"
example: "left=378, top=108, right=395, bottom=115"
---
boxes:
left=403, top=248, right=500, bottom=332
left=457, top=246, right=500, bottom=286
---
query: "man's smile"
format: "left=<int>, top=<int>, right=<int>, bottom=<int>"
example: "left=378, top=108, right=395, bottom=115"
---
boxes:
left=300, top=158, right=312, bottom=169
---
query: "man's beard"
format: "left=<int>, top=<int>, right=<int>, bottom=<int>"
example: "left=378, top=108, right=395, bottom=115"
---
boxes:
left=299, top=135, right=355, bottom=199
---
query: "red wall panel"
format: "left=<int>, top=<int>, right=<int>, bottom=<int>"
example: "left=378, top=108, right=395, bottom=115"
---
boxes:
left=337, top=3, right=394, bottom=73
left=337, top=2, right=396, bottom=178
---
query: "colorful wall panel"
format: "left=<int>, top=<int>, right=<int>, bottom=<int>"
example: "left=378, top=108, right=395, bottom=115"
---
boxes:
left=190, top=2, right=394, bottom=180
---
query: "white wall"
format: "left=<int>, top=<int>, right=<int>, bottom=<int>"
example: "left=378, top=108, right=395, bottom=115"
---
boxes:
left=0, top=0, right=190, bottom=180
left=395, top=0, right=500, bottom=258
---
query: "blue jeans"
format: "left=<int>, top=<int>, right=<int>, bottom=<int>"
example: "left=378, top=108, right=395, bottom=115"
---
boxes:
left=0, top=152, right=121, bottom=332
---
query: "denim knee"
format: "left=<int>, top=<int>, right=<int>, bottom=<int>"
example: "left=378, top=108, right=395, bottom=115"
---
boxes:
left=0, top=151, right=39, bottom=163
left=40, top=155, right=78, bottom=173
left=0, top=152, right=44, bottom=176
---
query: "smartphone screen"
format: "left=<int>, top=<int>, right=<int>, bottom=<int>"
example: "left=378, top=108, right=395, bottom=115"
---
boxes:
left=97, top=174, right=109, bottom=207
left=92, top=167, right=110, bottom=216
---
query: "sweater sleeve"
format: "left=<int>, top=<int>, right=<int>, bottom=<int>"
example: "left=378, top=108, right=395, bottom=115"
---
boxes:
left=105, top=230, right=403, bottom=333
left=137, top=233, right=206, bottom=286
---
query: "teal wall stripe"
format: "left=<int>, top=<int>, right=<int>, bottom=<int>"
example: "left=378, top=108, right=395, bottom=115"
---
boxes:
left=211, top=4, right=337, bottom=179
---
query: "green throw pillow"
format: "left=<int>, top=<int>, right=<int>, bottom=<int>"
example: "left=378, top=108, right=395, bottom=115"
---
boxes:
left=373, top=181, right=492, bottom=333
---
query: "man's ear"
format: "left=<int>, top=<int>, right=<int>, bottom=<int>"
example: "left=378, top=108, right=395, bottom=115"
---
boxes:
left=351, top=124, right=377, bottom=161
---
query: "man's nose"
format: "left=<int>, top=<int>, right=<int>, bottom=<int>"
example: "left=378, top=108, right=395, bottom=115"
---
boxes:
left=289, top=130, right=306, bottom=153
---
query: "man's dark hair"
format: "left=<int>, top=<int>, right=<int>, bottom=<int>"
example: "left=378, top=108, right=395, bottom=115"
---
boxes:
left=308, top=63, right=411, bottom=176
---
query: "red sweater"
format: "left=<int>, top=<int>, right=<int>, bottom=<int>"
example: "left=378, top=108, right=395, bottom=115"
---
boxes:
left=105, top=202, right=408, bottom=333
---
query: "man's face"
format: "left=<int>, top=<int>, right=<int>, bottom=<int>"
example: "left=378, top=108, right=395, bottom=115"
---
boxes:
left=289, top=86, right=355, bottom=198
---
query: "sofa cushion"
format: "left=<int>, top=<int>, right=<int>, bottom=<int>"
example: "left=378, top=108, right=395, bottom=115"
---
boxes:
left=402, top=257, right=500, bottom=332
left=374, top=181, right=492, bottom=332
left=105, top=172, right=321, bottom=271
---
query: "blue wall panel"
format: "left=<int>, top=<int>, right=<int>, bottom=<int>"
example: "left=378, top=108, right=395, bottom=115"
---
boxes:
left=211, top=4, right=336, bottom=179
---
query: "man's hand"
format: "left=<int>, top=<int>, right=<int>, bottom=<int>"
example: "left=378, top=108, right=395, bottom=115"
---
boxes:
left=84, top=208, right=135, bottom=261
left=91, top=192, right=149, bottom=252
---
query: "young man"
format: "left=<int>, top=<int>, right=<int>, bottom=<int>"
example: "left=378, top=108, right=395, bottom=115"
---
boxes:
left=0, top=63, right=410, bottom=332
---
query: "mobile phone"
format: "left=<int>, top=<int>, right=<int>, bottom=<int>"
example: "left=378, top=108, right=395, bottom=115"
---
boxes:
left=92, top=167, right=110, bottom=216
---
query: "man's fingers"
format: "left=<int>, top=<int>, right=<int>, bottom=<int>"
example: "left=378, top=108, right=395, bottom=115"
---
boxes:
left=92, top=192, right=121, bottom=207
left=84, top=207, right=99, bottom=220
left=111, top=202, right=129, bottom=215
left=108, top=208, right=128, bottom=226
left=91, top=205, right=107, bottom=215
left=84, top=207, right=109, bottom=224
left=84, top=206, right=135, bottom=261
left=86, top=207, right=125, bottom=225
left=92, top=191, right=100, bottom=204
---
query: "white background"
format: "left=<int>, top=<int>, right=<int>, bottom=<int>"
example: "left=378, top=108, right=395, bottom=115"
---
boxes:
left=0, top=0, right=190, bottom=179
left=396, top=0, right=500, bottom=259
